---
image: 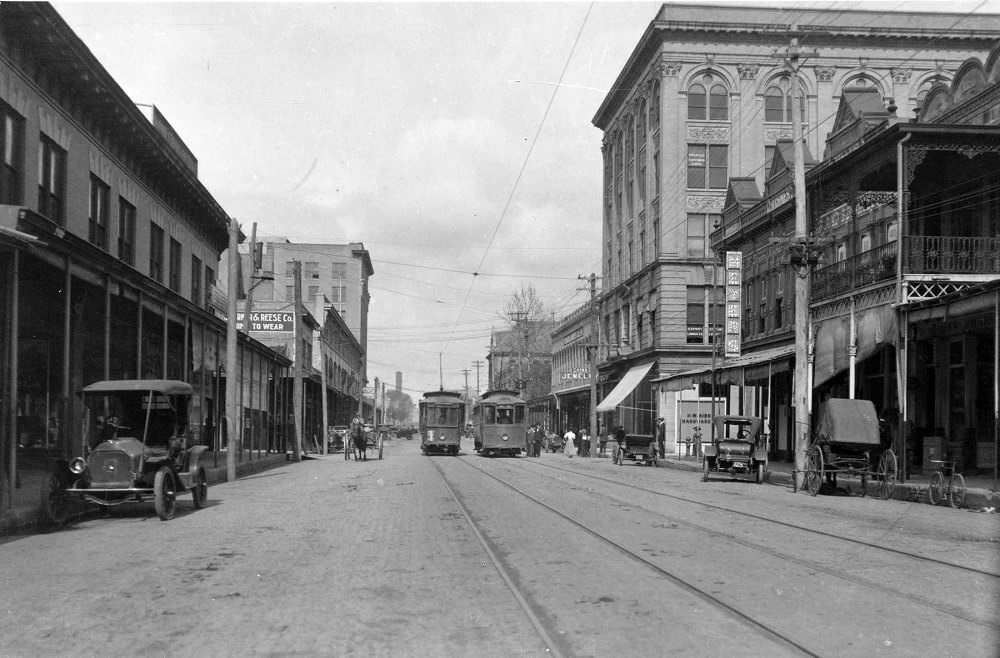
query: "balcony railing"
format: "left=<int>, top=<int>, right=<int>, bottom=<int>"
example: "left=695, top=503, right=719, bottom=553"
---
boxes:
left=903, top=236, right=1000, bottom=274
left=812, top=241, right=897, bottom=300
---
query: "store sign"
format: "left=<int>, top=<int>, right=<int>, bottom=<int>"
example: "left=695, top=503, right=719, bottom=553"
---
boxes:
left=236, top=311, right=294, bottom=333
left=724, top=251, right=742, bottom=358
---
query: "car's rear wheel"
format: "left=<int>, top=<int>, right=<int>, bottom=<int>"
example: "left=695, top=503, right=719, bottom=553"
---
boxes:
left=192, top=466, right=208, bottom=509
left=702, top=458, right=710, bottom=482
left=755, top=462, right=764, bottom=484
left=41, top=473, right=69, bottom=526
left=154, top=467, right=177, bottom=521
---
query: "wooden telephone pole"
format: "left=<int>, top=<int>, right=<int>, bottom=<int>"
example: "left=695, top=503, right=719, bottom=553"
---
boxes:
left=774, top=29, right=818, bottom=490
left=225, top=219, right=240, bottom=482
left=291, top=260, right=303, bottom=461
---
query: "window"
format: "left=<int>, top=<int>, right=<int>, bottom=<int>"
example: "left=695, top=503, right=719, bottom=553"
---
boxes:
left=285, top=285, right=295, bottom=301
left=149, top=223, right=164, bottom=282
left=887, top=221, right=898, bottom=243
left=709, top=84, right=728, bottom=120
left=191, top=255, right=202, bottom=304
left=168, top=238, right=182, bottom=292
left=687, top=144, right=728, bottom=189
left=688, top=84, right=707, bottom=120
left=89, top=174, right=110, bottom=250
left=117, top=198, right=135, bottom=265
left=2, top=103, right=24, bottom=204
left=285, top=260, right=296, bottom=278
left=687, top=214, right=706, bottom=258
left=764, top=78, right=805, bottom=123
left=650, top=80, right=660, bottom=132
left=623, top=304, right=631, bottom=344
left=305, top=261, right=319, bottom=279
left=686, top=286, right=706, bottom=344
left=774, top=297, right=783, bottom=329
left=38, top=134, right=66, bottom=223
left=204, top=265, right=215, bottom=306
left=653, top=152, right=660, bottom=196
left=860, top=232, right=871, bottom=253
left=308, top=285, right=319, bottom=302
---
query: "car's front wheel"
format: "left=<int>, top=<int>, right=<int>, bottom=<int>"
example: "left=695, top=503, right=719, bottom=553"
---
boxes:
left=191, top=466, right=208, bottom=509
left=154, top=467, right=178, bottom=521
left=41, top=473, right=69, bottom=527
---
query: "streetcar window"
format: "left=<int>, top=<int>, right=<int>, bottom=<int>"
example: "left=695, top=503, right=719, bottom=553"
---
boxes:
left=514, top=406, right=525, bottom=424
left=481, top=405, right=496, bottom=424
left=497, top=408, right=513, bottom=424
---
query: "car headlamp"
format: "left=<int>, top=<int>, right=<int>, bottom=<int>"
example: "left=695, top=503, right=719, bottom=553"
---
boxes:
left=69, top=457, right=88, bottom=475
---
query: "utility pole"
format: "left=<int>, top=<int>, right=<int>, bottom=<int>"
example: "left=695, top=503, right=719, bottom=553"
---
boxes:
left=320, top=313, right=329, bottom=456
left=225, top=219, right=240, bottom=482
left=471, top=360, right=484, bottom=398
left=774, top=28, right=818, bottom=491
left=512, top=310, right=527, bottom=396
left=243, top=222, right=257, bottom=335
left=579, top=273, right=601, bottom=458
left=460, top=368, right=471, bottom=420
left=291, top=260, right=303, bottom=461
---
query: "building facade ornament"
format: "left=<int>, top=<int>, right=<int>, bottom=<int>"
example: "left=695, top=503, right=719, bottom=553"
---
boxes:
left=687, top=126, right=730, bottom=142
left=658, top=57, right=682, bottom=77
left=686, top=195, right=726, bottom=210
left=764, top=127, right=793, bottom=141
left=814, top=66, right=836, bottom=82
left=737, top=63, right=760, bottom=80
left=891, top=67, right=912, bottom=84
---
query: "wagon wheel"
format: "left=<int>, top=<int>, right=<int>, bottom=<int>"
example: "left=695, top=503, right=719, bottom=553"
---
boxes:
left=949, top=473, right=966, bottom=509
left=154, top=467, right=178, bottom=521
left=40, top=473, right=69, bottom=526
left=858, top=470, right=869, bottom=498
left=877, top=450, right=897, bottom=501
left=928, top=471, right=944, bottom=506
left=805, top=448, right=823, bottom=496
left=192, top=466, right=208, bottom=509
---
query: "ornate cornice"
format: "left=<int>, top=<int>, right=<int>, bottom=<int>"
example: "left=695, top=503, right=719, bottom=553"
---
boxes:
left=658, top=57, right=682, bottom=78
left=686, top=195, right=726, bottom=211
left=891, top=67, right=912, bottom=84
left=688, top=125, right=730, bottom=142
left=815, top=66, right=836, bottom=83
left=737, top=63, right=760, bottom=80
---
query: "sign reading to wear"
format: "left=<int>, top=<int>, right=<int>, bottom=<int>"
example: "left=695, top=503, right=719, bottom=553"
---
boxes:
left=236, top=311, right=295, bottom=333
left=724, top=251, right=742, bottom=358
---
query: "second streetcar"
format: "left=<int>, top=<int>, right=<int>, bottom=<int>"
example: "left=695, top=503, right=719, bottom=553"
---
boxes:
left=472, top=390, right=526, bottom=457
left=418, top=390, right=465, bottom=456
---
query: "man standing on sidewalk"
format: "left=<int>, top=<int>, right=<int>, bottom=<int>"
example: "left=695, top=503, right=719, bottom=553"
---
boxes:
left=656, top=417, right=666, bottom=464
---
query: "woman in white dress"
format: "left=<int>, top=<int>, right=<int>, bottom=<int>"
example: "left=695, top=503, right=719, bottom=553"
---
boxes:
left=563, top=428, right=577, bottom=457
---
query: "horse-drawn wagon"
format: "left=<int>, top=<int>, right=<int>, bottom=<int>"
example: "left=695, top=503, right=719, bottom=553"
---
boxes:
left=800, top=398, right=896, bottom=499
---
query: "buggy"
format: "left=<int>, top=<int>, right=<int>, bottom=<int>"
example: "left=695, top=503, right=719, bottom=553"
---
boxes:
left=702, top=415, right=768, bottom=483
left=800, top=398, right=897, bottom=499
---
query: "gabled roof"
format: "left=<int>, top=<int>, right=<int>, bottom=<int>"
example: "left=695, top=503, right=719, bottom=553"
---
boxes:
left=723, top=177, right=761, bottom=209
left=832, top=86, right=890, bottom=133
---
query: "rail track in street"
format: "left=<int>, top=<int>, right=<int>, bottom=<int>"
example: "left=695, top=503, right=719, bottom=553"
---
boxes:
left=429, top=455, right=821, bottom=657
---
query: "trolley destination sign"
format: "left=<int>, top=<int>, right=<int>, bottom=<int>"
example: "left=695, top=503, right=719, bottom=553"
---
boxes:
left=236, top=311, right=295, bottom=333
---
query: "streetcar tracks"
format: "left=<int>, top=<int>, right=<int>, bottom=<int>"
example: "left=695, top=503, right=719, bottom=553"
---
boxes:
left=530, top=459, right=1000, bottom=580
left=435, top=456, right=820, bottom=657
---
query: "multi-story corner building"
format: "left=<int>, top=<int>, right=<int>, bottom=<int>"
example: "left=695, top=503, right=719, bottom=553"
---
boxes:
left=591, top=3, right=1000, bottom=446
left=659, top=44, right=1000, bottom=484
left=0, top=2, right=291, bottom=509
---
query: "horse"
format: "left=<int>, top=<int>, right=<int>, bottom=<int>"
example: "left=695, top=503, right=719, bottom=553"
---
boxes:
left=352, top=427, right=367, bottom=461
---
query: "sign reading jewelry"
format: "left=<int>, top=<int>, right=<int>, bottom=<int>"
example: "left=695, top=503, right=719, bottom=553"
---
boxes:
left=724, top=251, right=742, bottom=358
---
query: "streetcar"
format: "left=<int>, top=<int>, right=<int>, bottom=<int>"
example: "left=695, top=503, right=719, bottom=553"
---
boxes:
left=418, top=390, right=466, bottom=456
left=472, top=390, right=526, bottom=457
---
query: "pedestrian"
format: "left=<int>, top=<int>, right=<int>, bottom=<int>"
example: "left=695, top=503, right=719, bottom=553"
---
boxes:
left=599, top=428, right=609, bottom=455
left=685, top=435, right=692, bottom=457
left=614, top=425, right=626, bottom=460
left=533, top=424, right=544, bottom=456
left=564, top=427, right=577, bottom=458
left=656, top=417, right=666, bottom=463
left=579, top=427, right=590, bottom=457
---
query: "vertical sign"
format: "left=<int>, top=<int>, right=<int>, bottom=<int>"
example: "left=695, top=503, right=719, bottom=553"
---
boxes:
left=724, top=251, right=742, bottom=358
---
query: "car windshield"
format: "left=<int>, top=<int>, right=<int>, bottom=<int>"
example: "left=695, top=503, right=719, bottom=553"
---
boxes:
left=84, top=390, right=185, bottom=446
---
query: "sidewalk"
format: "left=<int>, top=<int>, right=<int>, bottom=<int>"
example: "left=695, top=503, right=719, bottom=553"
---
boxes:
left=0, top=450, right=296, bottom=534
left=660, top=453, right=999, bottom=511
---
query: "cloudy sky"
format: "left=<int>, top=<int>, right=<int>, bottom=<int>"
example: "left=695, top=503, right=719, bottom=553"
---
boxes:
left=52, top=1, right=994, bottom=399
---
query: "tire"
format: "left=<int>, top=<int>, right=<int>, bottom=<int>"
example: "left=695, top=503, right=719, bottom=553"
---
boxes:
left=755, top=462, right=764, bottom=485
left=948, top=473, right=966, bottom=509
left=702, top=458, right=710, bottom=482
left=928, top=471, right=944, bottom=505
left=40, top=473, right=69, bottom=526
left=615, top=450, right=623, bottom=466
left=877, top=450, right=897, bottom=500
left=192, top=466, right=208, bottom=509
left=154, top=467, right=178, bottom=521
left=805, top=449, right=823, bottom=496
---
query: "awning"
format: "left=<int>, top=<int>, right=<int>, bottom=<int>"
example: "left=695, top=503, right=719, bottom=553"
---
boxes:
left=656, top=344, right=795, bottom=392
left=596, top=362, right=654, bottom=412
left=555, top=384, right=590, bottom=397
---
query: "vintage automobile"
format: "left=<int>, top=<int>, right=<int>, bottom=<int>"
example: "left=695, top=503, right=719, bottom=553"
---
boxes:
left=702, top=415, right=768, bottom=483
left=40, top=379, right=210, bottom=525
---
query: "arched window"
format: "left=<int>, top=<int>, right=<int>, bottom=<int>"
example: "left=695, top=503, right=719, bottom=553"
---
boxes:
left=650, top=80, right=660, bottom=132
left=688, top=74, right=729, bottom=121
left=764, top=76, right=805, bottom=123
left=625, top=115, right=634, bottom=162
left=637, top=99, right=647, bottom=144
left=688, top=83, right=707, bottom=120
